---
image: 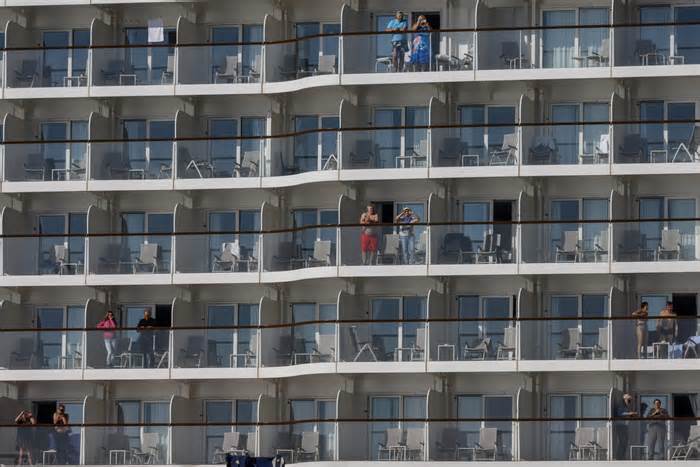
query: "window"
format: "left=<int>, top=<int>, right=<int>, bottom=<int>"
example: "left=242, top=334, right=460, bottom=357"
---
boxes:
left=370, top=396, right=425, bottom=460
left=639, top=197, right=695, bottom=258
left=290, top=399, right=336, bottom=460
left=122, top=119, right=175, bottom=179
left=42, top=29, right=89, bottom=87
left=37, top=213, right=86, bottom=274
left=206, top=304, right=259, bottom=368
left=457, top=396, right=513, bottom=459
left=640, top=7, right=671, bottom=62
left=370, top=297, right=426, bottom=361
left=35, top=306, right=84, bottom=368
left=120, top=212, right=174, bottom=272
left=205, top=400, right=257, bottom=461
left=207, top=210, right=260, bottom=268
left=542, top=9, right=609, bottom=69
left=550, top=295, right=607, bottom=358
left=293, top=116, right=339, bottom=172
left=116, top=401, right=169, bottom=461
left=550, top=198, right=608, bottom=260
left=457, top=296, right=513, bottom=355
left=292, top=209, right=338, bottom=260
left=459, top=106, right=516, bottom=163
left=639, top=101, right=695, bottom=161
left=548, top=394, right=607, bottom=460
left=290, top=303, right=337, bottom=361
left=125, top=27, right=176, bottom=84
left=374, top=107, right=428, bottom=167
left=40, top=121, right=88, bottom=180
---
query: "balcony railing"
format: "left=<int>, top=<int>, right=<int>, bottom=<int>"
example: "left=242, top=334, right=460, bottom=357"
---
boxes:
left=6, top=20, right=700, bottom=93
left=3, top=417, right=698, bottom=463
left=4, top=119, right=700, bottom=186
left=4, top=219, right=700, bottom=278
left=1, top=316, right=697, bottom=372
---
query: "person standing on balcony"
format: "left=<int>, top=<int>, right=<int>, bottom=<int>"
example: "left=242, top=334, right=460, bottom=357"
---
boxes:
left=15, top=410, right=36, bottom=465
left=631, top=301, right=648, bottom=359
left=396, top=207, right=420, bottom=264
left=645, top=398, right=669, bottom=460
left=53, top=404, right=70, bottom=464
left=656, top=302, right=678, bottom=345
left=97, top=311, right=118, bottom=367
left=411, top=16, right=432, bottom=71
left=137, top=308, right=156, bottom=368
left=614, top=393, right=638, bottom=460
left=360, top=205, right=380, bottom=265
left=386, top=11, right=408, bottom=72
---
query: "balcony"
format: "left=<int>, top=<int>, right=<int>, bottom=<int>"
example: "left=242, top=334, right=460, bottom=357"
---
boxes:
left=1, top=315, right=697, bottom=379
left=3, top=418, right=698, bottom=463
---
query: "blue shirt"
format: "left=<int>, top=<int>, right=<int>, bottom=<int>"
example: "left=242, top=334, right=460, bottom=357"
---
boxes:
left=386, top=18, right=408, bottom=43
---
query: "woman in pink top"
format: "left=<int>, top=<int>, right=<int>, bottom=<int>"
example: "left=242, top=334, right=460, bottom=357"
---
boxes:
left=97, top=311, right=117, bottom=367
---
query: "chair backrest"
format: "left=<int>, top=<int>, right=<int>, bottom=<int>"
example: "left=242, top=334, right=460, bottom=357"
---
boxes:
left=277, top=334, right=293, bottom=354
left=277, top=241, right=294, bottom=260
left=166, top=54, right=175, bottom=73
left=504, top=326, right=517, bottom=348
left=688, top=424, right=700, bottom=445
left=482, top=232, right=495, bottom=252
left=414, top=327, right=426, bottom=350
left=301, top=431, right=319, bottom=452
left=441, top=137, right=462, bottom=158
left=139, top=243, right=160, bottom=264
left=252, top=54, right=262, bottom=73
left=313, top=240, right=332, bottom=263
left=502, top=133, right=518, bottom=150
left=595, top=426, right=608, bottom=450
left=222, top=431, right=241, bottom=451
left=317, top=333, right=335, bottom=356
left=661, top=229, right=681, bottom=249
left=223, top=241, right=240, bottom=259
left=115, top=337, right=130, bottom=353
left=107, top=60, right=123, bottom=73
left=17, top=337, right=34, bottom=356
left=405, top=428, right=424, bottom=450
left=385, top=427, right=404, bottom=446
left=415, top=139, right=429, bottom=157
left=318, top=54, right=336, bottom=73
left=479, top=427, right=498, bottom=450
left=574, top=427, right=595, bottom=447
left=444, top=233, right=464, bottom=251
left=597, top=326, right=608, bottom=351
left=566, top=328, right=581, bottom=350
left=597, top=134, right=610, bottom=154
left=186, top=335, right=204, bottom=354
left=561, top=231, right=579, bottom=252
left=501, top=41, right=519, bottom=58
left=247, top=332, right=258, bottom=357
left=621, top=133, right=643, bottom=152
left=599, top=38, right=610, bottom=58
left=108, top=432, right=131, bottom=451
left=224, top=56, right=238, bottom=75
left=596, top=232, right=609, bottom=251
left=54, top=244, right=68, bottom=263
left=635, top=39, right=655, bottom=54
left=248, top=241, right=260, bottom=260
left=21, top=60, right=37, bottom=75
left=141, top=432, right=160, bottom=451
left=354, top=140, right=374, bottom=160
left=383, top=234, right=400, bottom=255
left=349, top=325, right=362, bottom=352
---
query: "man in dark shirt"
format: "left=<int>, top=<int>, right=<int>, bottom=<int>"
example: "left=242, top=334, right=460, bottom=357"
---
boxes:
left=646, top=398, right=669, bottom=460
left=614, top=393, right=638, bottom=459
left=137, top=308, right=156, bottom=368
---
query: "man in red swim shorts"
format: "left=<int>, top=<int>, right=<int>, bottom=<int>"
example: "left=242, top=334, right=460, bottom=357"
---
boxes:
left=360, top=204, right=380, bottom=265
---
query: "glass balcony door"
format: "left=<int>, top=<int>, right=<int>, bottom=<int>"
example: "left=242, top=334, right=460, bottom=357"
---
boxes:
left=674, top=7, right=700, bottom=64
left=370, top=297, right=426, bottom=361
left=208, top=211, right=236, bottom=269
left=38, top=213, right=86, bottom=274
left=640, top=197, right=696, bottom=258
left=40, top=121, right=88, bottom=180
left=292, top=209, right=338, bottom=260
left=640, top=7, right=671, bottom=63
left=551, top=105, right=579, bottom=164
left=290, top=303, right=336, bottom=357
left=290, top=399, right=336, bottom=460
left=296, top=23, right=320, bottom=73
left=374, top=107, right=428, bottom=168
left=211, top=26, right=239, bottom=83
left=550, top=295, right=608, bottom=358
left=125, top=27, right=176, bottom=84
left=457, top=296, right=511, bottom=356
left=548, top=394, right=607, bottom=460
left=120, top=212, right=173, bottom=271
left=208, top=119, right=238, bottom=177
left=36, top=306, right=84, bottom=369
left=122, top=120, right=174, bottom=179
left=370, top=396, right=425, bottom=460
left=550, top=199, right=608, bottom=260
left=293, top=116, right=339, bottom=172
left=205, top=400, right=257, bottom=462
left=459, top=105, right=517, bottom=164
left=542, top=10, right=576, bottom=68
left=206, top=304, right=259, bottom=368
left=457, top=396, right=513, bottom=459
left=242, top=25, right=263, bottom=78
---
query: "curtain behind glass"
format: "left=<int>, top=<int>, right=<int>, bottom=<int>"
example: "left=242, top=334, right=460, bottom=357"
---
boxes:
left=542, top=11, right=575, bottom=68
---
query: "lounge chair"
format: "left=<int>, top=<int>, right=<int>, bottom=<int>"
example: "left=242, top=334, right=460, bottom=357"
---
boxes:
left=477, top=232, right=501, bottom=264
left=496, top=326, right=517, bottom=360
left=378, top=428, right=405, bottom=460
left=212, top=242, right=239, bottom=272
left=555, top=231, right=580, bottom=263
left=213, top=432, right=247, bottom=463
left=349, top=325, right=379, bottom=362
left=410, top=327, right=426, bottom=361
left=349, top=140, right=376, bottom=168
left=161, top=55, right=175, bottom=84
left=473, top=427, right=499, bottom=461
left=305, top=240, right=333, bottom=267
left=273, top=241, right=296, bottom=270
left=463, top=337, right=491, bottom=360
left=405, top=427, right=425, bottom=460
left=378, top=234, right=401, bottom=264
left=617, top=134, right=646, bottom=163
left=635, top=39, right=664, bottom=65
left=215, top=56, right=239, bottom=83
left=671, top=425, right=700, bottom=460
left=178, top=335, right=205, bottom=368
left=435, top=427, right=469, bottom=460
left=657, top=229, right=681, bottom=260
left=131, top=243, right=160, bottom=273
left=131, top=432, right=160, bottom=464
left=314, top=333, right=336, bottom=362
left=316, top=54, right=336, bottom=74
left=500, top=41, right=526, bottom=68
left=438, top=137, right=463, bottom=166
left=529, top=135, right=557, bottom=164
left=489, top=133, right=517, bottom=165
left=54, top=244, right=80, bottom=275
left=24, top=153, right=48, bottom=180
left=559, top=328, right=581, bottom=359
left=296, top=431, right=320, bottom=461
left=569, top=427, right=596, bottom=460
left=15, top=60, right=39, bottom=87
